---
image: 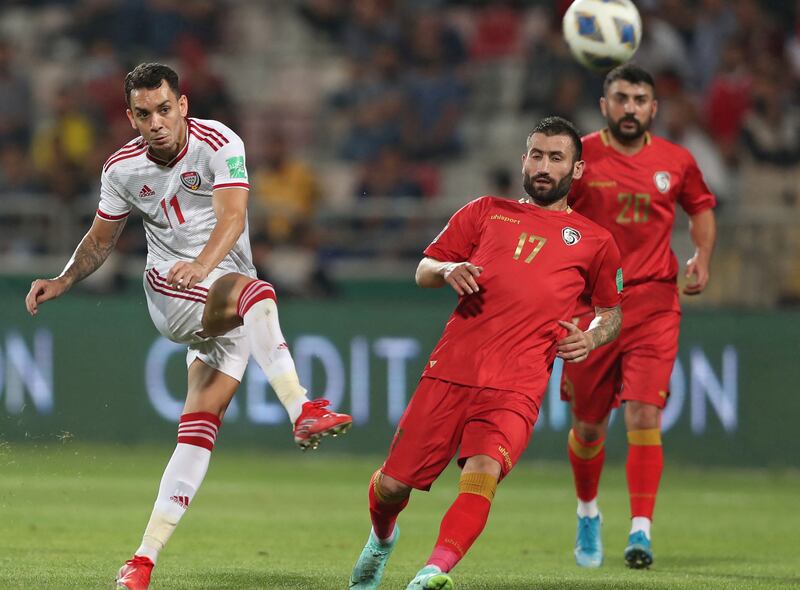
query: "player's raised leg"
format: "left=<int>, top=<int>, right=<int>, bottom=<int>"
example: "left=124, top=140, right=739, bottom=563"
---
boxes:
left=350, top=471, right=410, bottom=588
left=623, top=401, right=662, bottom=569
left=116, top=360, right=236, bottom=590
left=202, top=273, right=352, bottom=450
left=568, top=415, right=608, bottom=568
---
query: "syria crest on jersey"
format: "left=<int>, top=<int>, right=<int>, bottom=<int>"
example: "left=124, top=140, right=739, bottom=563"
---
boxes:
left=654, top=171, right=671, bottom=193
left=562, top=227, right=581, bottom=246
left=181, top=171, right=201, bottom=191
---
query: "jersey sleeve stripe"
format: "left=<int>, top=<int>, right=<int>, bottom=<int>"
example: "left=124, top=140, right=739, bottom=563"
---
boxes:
left=103, top=143, right=143, bottom=163
left=189, top=129, right=220, bottom=151
left=146, top=274, right=207, bottom=304
left=188, top=121, right=224, bottom=149
left=102, top=140, right=146, bottom=168
left=103, top=146, right=147, bottom=171
left=189, top=121, right=224, bottom=149
left=190, top=119, right=229, bottom=144
left=213, top=182, right=250, bottom=190
left=148, top=268, right=209, bottom=292
left=96, top=209, right=130, bottom=221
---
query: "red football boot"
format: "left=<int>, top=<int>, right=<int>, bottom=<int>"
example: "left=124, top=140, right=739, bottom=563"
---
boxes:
left=116, top=555, right=154, bottom=590
left=293, top=399, right=352, bottom=450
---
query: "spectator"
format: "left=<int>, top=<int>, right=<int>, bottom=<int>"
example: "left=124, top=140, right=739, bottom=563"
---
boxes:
left=0, top=144, right=42, bottom=195
left=691, top=0, right=737, bottom=92
left=634, top=7, right=693, bottom=84
left=252, top=131, right=320, bottom=242
left=401, top=13, right=468, bottom=160
left=31, top=87, right=96, bottom=202
left=739, top=65, right=800, bottom=211
left=704, top=37, right=752, bottom=163
left=356, top=147, right=424, bottom=199
left=336, top=44, right=407, bottom=161
left=0, top=41, right=32, bottom=149
left=343, top=0, right=401, bottom=64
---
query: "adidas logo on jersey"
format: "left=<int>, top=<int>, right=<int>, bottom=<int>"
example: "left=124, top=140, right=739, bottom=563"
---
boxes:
left=139, top=185, right=156, bottom=198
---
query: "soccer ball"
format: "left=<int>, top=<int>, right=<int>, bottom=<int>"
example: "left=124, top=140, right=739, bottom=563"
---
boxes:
left=562, top=0, right=642, bottom=71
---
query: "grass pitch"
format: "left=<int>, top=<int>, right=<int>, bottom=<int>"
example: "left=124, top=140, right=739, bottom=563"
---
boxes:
left=0, top=442, right=798, bottom=589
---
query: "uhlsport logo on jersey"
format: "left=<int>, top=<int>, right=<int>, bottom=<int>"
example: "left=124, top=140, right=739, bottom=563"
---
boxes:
left=654, top=171, right=671, bottom=193
left=180, top=171, right=201, bottom=191
left=562, top=227, right=581, bottom=245
left=226, top=156, right=246, bottom=179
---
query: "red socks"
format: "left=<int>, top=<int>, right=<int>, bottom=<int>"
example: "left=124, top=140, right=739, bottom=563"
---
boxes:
left=426, top=472, right=497, bottom=573
left=626, top=429, right=663, bottom=519
left=368, top=471, right=408, bottom=541
left=567, top=428, right=605, bottom=502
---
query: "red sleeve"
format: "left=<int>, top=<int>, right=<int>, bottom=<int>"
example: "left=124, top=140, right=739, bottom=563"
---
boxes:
left=678, top=154, right=716, bottom=215
left=423, top=197, right=487, bottom=261
left=587, top=235, right=623, bottom=309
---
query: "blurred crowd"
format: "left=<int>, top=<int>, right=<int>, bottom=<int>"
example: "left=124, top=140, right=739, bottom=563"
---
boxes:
left=0, top=0, right=799, bottom=304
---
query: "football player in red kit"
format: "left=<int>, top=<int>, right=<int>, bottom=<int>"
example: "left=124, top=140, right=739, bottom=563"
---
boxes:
left=348, top=116, right=623, bottom=590
left=561, top=64, right=717, bottom=570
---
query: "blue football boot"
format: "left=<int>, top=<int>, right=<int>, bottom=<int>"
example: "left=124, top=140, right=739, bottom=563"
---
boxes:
left=624, top=530, right=653, bottom=569
left=349, top=527, right=399, bottom=588
left=574, top=514, right=603, bottom=568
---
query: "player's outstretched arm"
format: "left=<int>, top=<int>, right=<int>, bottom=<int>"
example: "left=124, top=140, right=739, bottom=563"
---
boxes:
left=684, top=209, right=716, bottom=296
left=416, top=257, right=483, bottom=295
left=557, top=305, right=622, bottom=363
left=25, top=216, right=127, bottom=315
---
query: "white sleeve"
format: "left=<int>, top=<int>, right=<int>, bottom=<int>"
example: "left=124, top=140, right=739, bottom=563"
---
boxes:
left=97, top=170, right=132, bottom=221
left=209, top=131, right=249, bottom=191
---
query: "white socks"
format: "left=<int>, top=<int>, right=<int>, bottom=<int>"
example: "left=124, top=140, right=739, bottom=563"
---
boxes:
left=577, top=498, right=600, bottom=518
left=242, top=298, right=309, bottom=423
left=135, top=443, right=212, bottom=563
left=630, top=516, right=652, bottom=539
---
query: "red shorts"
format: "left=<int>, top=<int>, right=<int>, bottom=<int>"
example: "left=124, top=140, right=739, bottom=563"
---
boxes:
left=561, top=282, right=680, bottom=423
left=382, top=377, right=540, bottom=491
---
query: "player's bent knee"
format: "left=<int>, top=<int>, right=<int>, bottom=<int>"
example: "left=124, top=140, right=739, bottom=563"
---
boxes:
left=573, top=419, right=606, bottom=442
left=201, top=273, right=265, bottom=336
left=462, top=454, right=502, bottom=479
left=375, top=471, right=412, bottom=502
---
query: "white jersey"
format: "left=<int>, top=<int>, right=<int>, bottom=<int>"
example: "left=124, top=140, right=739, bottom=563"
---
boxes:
left=97, top=117, right=256, bottom=276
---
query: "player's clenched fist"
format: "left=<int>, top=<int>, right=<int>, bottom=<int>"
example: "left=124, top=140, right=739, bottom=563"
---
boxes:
left=25, top=277, right=71, bottom=316
left=556, top=319, right=595, bottom=363
left=167, top=260, right=209, bottom=290
left=442, top=262, right=483, bottom=296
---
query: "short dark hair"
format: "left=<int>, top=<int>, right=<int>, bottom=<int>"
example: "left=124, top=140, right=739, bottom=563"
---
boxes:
left=124, top=63, right=180, bottom=105
left=603, top=63, right=655, bottom=95
left=527, top=116, right=582, bottom=161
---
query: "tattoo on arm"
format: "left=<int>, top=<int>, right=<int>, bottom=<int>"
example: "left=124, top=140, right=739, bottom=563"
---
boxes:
left=61, top=221, right=126, bottom=285
left=588, top=305, right=622, bottom=349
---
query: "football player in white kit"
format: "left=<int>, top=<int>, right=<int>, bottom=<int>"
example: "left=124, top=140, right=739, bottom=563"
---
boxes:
left=24, top=63, right=352, bottom=590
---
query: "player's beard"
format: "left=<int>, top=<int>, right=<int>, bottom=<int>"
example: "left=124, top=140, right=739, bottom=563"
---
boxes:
left=523, top=171, right=573, bottom=205
left=608, top=114, right=651, bottom=143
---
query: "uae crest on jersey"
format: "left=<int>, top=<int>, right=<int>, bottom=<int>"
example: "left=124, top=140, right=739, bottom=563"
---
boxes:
left=562, top=227, right=581, bottom=246
left=181, top=171, right=201, bottom=191
left=654, top=171, right=671, bottom=193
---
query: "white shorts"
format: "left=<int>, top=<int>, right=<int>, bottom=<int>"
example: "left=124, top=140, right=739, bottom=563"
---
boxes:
left=143, top=261, right=252, bottom=381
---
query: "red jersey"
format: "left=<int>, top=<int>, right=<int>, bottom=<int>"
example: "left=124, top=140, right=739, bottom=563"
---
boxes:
left=571, top=130, right=716, bottom=289
left=421, top=196, right=622, bottom=404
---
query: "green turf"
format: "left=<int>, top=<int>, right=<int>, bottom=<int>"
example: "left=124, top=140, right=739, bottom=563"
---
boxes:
left=0, top=441, right=798, bottom=589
